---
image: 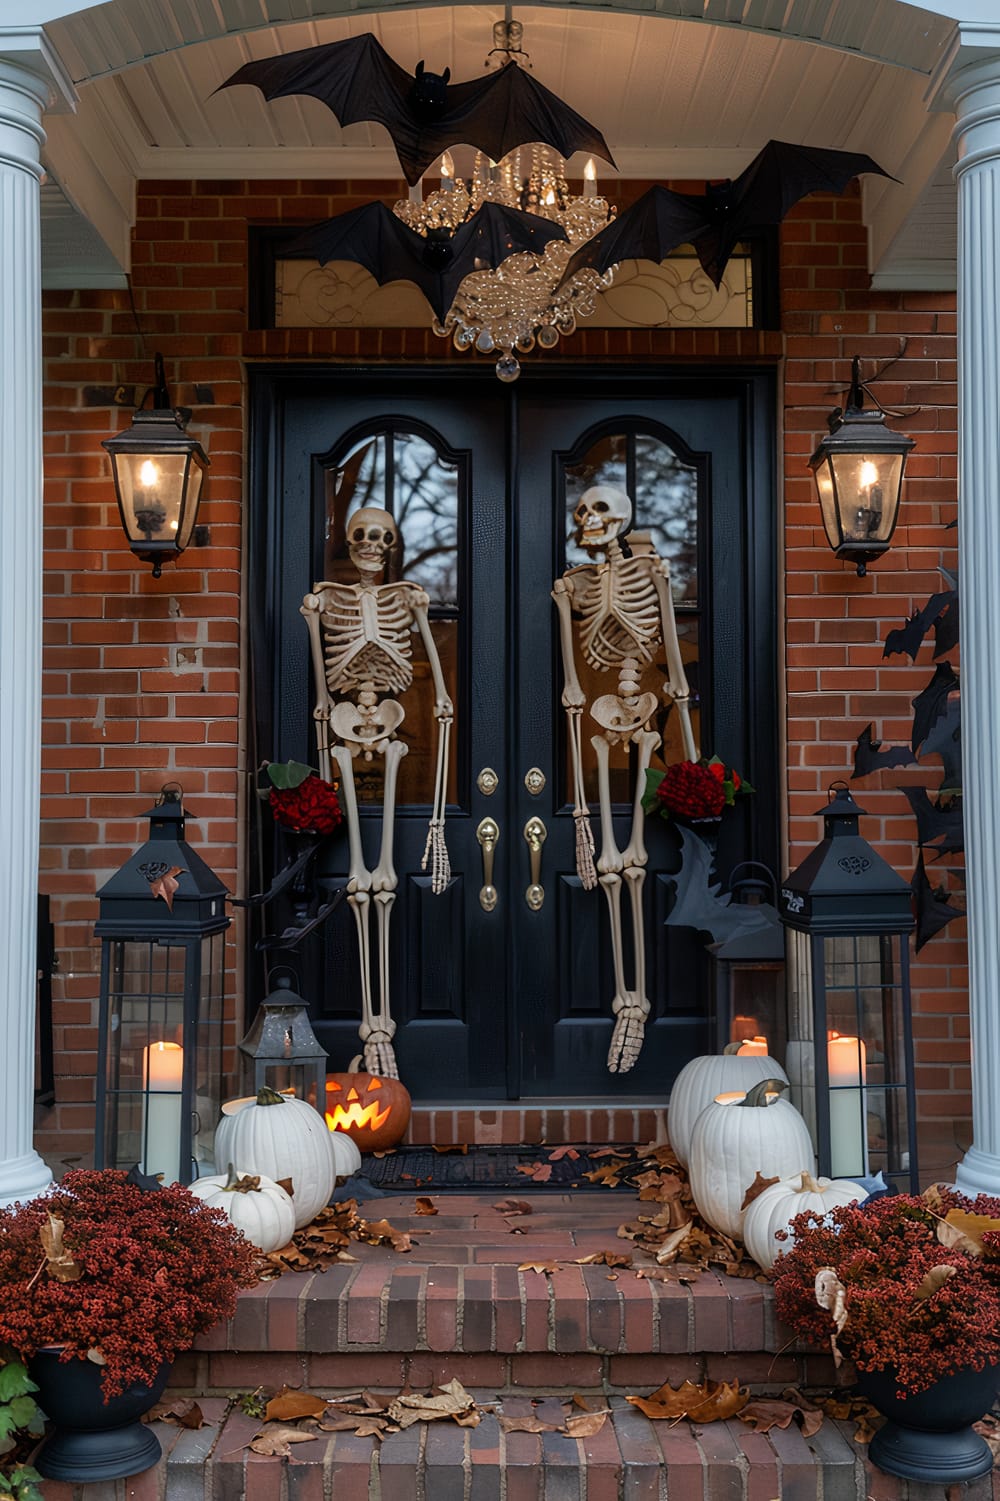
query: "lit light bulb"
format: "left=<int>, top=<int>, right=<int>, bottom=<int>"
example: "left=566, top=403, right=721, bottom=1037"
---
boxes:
left=583, top=157, right=598, bottom=198
left=859, top=460, right=879, bottom=489
left=440, top=152, right=455, bottom=191
left=139, top=459, right=159, bottom=488
left=543, top=186, right=557, bottom=207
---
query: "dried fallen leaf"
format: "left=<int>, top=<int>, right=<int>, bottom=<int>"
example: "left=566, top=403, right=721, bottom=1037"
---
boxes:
left=40, top=1212, right=82, bottom=1283
left=626, top=1378, right=748, bottom=1423
left=388, top=1379, right=479, bottom=1429
left=814, top=1268, right=848, bottom=1334
left=148, top=866, right=183, bottom=911
left=739, top=1398, right=823, bottom=1438
left=249, top=1423, right=322, bottom=1457
left=914, top=1264, right=957, bottom=1300
left=563, top=1410, right=609, bottom=1437
left=494, top=1199, right=533, bottom=1217
left=937, top=1210, right=1000, bottom=1257
left=575, top=1250, right=633, bottom=1268
left=265, top=1388, right=329, bottom=1423
left=590, top=1148, right=631, bottom=1159
left=518, top=1260, right=560, bottom=1275
left=499, top=1415, right=557, bottom=1433
left=654, top=1223, right=694, bottom=1265
left=547, top=1147, right=580, bottom=1162
left=741, top=1171, right=780, bottom=1212
left=414, top=1197, right=438, bottom=1216
left=354, top=1418, right=390, bottom=1438
left=145, top=1397, right=205, bottom=1429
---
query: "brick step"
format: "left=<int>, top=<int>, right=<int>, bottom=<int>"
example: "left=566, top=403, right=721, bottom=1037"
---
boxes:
left=38, top=1392, right=1000, bottom=1501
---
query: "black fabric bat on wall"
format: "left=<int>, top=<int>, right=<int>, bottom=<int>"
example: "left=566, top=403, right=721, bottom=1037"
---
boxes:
left=911, top=660, right=960, bottom=754
left=901, top=785, right=964, bottom=854
left=663, top=828, right=779, bottom=946
left=912, top=851, right=965, bottom=951
left=279, top=200, right=568, bottom=320
left=852, top=724, right=916, bottom=779
left=218, top=33, right=615, bottom=185
left=558, top=139, right=894, bottom=290
left=883, top=589, right=957, bottom=661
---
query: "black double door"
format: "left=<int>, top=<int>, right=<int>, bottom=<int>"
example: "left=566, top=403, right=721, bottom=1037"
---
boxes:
left=249, top=365, right=776, bottom=1100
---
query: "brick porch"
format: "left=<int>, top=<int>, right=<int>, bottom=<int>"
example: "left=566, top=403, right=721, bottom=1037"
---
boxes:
left=39, top=1187, right=1000, bottom=1499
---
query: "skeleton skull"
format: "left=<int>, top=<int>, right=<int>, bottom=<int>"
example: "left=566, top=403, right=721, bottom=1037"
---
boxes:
left=573, top=485, right=632, bottom=551
left=347, top=507, right=397, bottom=577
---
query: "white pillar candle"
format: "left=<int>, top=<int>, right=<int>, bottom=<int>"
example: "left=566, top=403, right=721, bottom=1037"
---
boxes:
left=142, top=1042, right=184, bottom=1184
left=827, top=1033, right=867, bottom=1179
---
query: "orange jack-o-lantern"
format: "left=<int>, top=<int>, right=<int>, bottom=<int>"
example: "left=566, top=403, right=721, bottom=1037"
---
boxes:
left=324, top=1072, right=411, bottom=1152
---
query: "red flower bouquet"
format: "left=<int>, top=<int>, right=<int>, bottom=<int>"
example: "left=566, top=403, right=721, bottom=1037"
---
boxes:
left=0, top=1170, right=257, bottom=1399
left=266, top=760, right=342, bottom=836
left=771, top=1188, right=1000, bottom=1397
left=643, top=756, right=751, bottom=824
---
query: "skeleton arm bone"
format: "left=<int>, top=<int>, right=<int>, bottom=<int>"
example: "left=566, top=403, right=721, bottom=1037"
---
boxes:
left=552, top=576, right=597, bottom=888
left=649, top=561, right=698, bottom=763
left=301, top=591, right=336, bottom=782
left=412, top=593, right=453, bottom=893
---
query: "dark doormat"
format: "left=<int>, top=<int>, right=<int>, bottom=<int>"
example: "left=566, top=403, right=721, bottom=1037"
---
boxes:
left=358, top=1145, right=643, bottom=1193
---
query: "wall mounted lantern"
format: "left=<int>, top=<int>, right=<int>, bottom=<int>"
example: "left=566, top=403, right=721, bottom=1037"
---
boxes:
left=94, top=788, right=229, bottom=1185
left=778, top=785, right=918, bottom=1190
left=101, top=354, right=209, bottom=578
left=237, top=970, right=328, bottom=1109
left=808, top=356, right=914, bottom=577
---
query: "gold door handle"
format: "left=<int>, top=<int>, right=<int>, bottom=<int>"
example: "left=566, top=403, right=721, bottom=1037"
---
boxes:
left=477, top=817, right=500, bottom=912
left=523, top=816, right=547, bottom=911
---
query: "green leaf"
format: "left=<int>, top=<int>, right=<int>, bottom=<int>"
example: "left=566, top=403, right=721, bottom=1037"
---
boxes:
left=2, top=1400, right=38, bottom=1433
left=0, top=1366, right=35, bottom=1404
left=266, top=759, right=315, bottom=791
left=640, top=768, right=666, bottom=816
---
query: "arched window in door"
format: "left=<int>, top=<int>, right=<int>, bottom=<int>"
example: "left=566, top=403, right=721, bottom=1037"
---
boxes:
left=321, top=424, right=464, bottom=806
left=562, top=425, right=704, bottom=804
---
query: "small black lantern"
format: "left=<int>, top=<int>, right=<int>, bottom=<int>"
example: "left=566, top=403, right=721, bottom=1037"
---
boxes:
left=101, top=354, right=209, bottom=578
left=710, top=864, right=786, bottom=1063
left=95, top=788, right=229, bottom=1185
left=808, top=356, right=914, bottom=577
left=237, top=970, right=328, bottom=1110
left=779, top=785, right=918, bottom=1190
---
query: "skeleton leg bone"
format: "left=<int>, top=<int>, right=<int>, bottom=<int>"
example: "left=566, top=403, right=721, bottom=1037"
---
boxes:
left=365, top=738, right=407, bottom=1079
left=421, top=715, right=452, bottom=894
left=331, top=745, right=377, bottom=1057
left=569, top=710, right=597, bottom=889
left=592, top=734, right=648, bottom=1072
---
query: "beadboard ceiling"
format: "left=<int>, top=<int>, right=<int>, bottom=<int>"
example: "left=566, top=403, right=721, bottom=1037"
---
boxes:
left=35, top=0, right=959, bottom=289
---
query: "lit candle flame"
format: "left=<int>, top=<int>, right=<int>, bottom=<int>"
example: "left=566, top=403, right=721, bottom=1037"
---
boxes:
left=440, top=151, right=454, bottom=179
left=859, top=460, right=879, bottom=489
left=139, top=459, right=159, bottom=488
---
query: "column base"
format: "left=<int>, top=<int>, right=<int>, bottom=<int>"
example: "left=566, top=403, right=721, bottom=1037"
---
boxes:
left=954, top=1143, right=1000, bottom=1198
left=0, top=1148, right=52, bottom=1208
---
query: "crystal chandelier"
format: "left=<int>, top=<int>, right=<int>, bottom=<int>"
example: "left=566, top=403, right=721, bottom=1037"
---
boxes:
left=393, top=146, right=618, bottom=381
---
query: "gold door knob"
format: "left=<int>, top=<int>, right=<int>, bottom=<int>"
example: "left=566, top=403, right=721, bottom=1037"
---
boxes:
left=523, top=816, right=546, bottom=911
left=476, top=817, right=500, bottom=912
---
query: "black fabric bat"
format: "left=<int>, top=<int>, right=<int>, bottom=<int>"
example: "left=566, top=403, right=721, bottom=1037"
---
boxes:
left=852, top=723, right=915, bottom=779
left=218, top=34, right=614, bottom=186
left=901, top=785, right=964, bottom=854
left=279, top=200, right=568, bottom=320
left=932, top=596, right=960, bottom=657
left=558, top=139, right=893, bottom=291
left=911, top=661, right=959, bottom=754
left=883, top=590, right=956, bottom=661
left=920, top=696, right=962, bottom=792
left=912, top=851, right=965, bottom=951
left=663, top=827, right=779, bottom=946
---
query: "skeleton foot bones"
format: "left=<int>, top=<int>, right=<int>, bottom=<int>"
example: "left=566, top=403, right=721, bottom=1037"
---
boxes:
left=553, top=485, right=698, bottom=1074
left=302, top=505, right=453, bottom=1078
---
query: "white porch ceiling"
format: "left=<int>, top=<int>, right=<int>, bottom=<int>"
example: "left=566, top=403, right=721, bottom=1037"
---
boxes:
left=36, top=1, right=960, bottom=290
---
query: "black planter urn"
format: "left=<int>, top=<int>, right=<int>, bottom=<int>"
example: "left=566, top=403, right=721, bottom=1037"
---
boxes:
left=28, top=1350, right=171, bottom=1482
left=857, top=1363, right=1000, bottom=1483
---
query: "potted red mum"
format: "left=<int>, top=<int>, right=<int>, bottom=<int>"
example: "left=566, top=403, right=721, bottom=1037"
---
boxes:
left=0, top=1169, right=257, bottom=1483
left=771, top=1187, right=1000, bottom=1483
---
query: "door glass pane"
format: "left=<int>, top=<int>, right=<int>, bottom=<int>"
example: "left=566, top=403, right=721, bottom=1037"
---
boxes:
left=561, top=430, right=701, bottom=804
left=320, top=428, right=460, bottom=806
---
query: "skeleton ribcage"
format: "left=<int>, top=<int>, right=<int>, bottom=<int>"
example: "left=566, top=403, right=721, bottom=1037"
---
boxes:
left=573, top=559, right=662, bottom=670
left=319, top=583, right=417, bottom=697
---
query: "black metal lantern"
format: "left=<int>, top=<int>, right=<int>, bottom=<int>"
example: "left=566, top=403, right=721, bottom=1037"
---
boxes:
left=94, top=788, right=229, bottom=1185
left=808, top=356, right=914, bottom=577
left=237, top=970, right=328, bottom=1110
left=779, top=785, right=918, bottom=1190
left=709, top=864, right=786, bottom=1064
left=101, top=354, right=209, bottom=578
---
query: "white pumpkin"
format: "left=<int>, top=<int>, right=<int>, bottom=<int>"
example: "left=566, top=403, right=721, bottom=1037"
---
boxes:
left=215, top=1087, right=336, bottom=1228
left=743, top=1169, right=865, bottom=1271
left=668, top=1052, right=790, bottom=1168
left=188, top=1164, right=296, bottom=1253
left=687, top=1080, right=816, bottom=1240
left=328, top=1125, right=362, bottom=1181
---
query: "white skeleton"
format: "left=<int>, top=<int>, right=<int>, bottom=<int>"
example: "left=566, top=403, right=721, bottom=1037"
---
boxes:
left=552, top=484, right=698, bottom=1074
left=301, top=506, right=453, bottom=1078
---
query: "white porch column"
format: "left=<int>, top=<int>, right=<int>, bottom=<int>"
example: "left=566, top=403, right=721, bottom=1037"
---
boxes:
left=931, top=27, right=1000, bottom=1196
left=0, top=31, right=74, bottom=1207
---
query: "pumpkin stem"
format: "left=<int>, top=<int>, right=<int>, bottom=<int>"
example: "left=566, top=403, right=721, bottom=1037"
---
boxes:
left=222, top=1162, right=263, bottom=1194
left=722, top=1042, right=742, bottom=1055
left=224, top=1162, right=240, bottom=1190
left=739, top=1078, right=787, bottom=1108
left=256, top=1086, right=288, bottom=1107
left=348, top=1054, right=363, bottom=1072
left=799, top=1170, right=824, bottom=1193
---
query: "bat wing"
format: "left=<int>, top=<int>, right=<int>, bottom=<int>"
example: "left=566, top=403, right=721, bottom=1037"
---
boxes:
left=218, top=34, right=413, bottom=138
left=912, top=851, right=965, bottom=952
left=932, top=594, right=960, bottom=656
left=920, top=697, right=961, bottom=792
left=557, top=185, right=710, bottom=290
left=901, top=785, right=964, bottom=853
left=280, top=201, right=566, bottom=321
left=883, top=589, right=955, bottom=660
left=429, top=63, right=615, bottom=177
left=694, top=139, right=894, bottom=286
left=664, top=827, right=775, bottom=945
left=911, top=660, right=959, bottom=753
left=851, top=724, right=915, bottom=778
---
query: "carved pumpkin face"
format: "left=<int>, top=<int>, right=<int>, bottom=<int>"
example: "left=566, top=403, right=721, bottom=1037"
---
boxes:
left=325, top=1072, right=411, bottom=1152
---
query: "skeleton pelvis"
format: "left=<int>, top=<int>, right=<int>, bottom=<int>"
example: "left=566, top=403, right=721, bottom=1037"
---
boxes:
left=590, top=691, right=658, bottom=739
left=330, top=697, right=405, bottom=749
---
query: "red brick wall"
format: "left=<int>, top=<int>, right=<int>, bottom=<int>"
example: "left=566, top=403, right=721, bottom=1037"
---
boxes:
left=37, top=178, right=966, bottom=1177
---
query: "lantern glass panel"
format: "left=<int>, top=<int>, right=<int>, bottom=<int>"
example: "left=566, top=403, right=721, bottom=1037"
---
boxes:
left=829, top=451, right=904, bottom=547
left=814, top=458, right=840, bottom=551
left=194, top=931, right=226, bottom=1175
left=726, top=964, right=786, bottom=1062
left=114, top=452, right=204, bottom=549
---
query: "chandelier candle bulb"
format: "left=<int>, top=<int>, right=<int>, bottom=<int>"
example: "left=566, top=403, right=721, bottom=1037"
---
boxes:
left=439, top=152, right=455, bottom=191
left=827, top=1033, right=868, bottom=1179
left=408, top=179, right=423, bottom=205
left=583, top=157, right=598, bottom=197
left=142, top=1042, right=183, bottom=1184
